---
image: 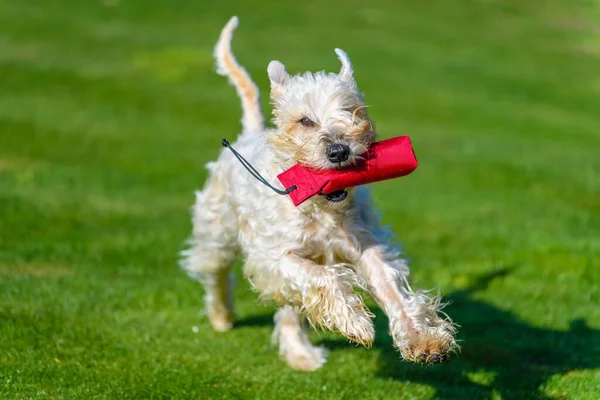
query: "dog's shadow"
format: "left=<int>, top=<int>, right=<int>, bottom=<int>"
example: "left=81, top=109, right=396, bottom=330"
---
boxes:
left=323, top=269, right=600, bottom=399
left=237, top=269, right=600, bottom=399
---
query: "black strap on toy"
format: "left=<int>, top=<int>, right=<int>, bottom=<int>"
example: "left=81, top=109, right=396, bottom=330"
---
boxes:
left=221, top=138, right=297, bottom=195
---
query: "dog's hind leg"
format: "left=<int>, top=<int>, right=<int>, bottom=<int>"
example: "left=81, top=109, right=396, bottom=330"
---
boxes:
left=181, top=165, right=238, bottom=332
left=273, top=305, right=328, bottom=371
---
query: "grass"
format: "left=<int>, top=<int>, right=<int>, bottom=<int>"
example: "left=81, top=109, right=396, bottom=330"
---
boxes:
left=1, top=0, right=599, bottom=398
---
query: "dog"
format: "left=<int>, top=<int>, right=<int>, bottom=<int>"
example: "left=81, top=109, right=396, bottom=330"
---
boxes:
left=181, top=16, right=457, bottom=371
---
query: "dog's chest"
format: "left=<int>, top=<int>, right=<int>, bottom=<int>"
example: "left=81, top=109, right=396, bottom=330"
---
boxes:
left=298, top=213, right=357, bottom=264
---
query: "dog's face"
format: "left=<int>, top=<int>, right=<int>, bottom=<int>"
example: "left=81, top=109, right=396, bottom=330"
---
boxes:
left=267, top=49, right=377, bottom=173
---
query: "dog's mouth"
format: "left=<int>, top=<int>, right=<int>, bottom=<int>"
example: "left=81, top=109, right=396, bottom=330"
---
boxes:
left=323, top=189, right=348, bottom=202
left=326, top=160, right=353, bottom=169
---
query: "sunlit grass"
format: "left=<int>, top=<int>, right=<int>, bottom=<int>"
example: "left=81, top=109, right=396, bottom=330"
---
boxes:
left=1, top=1, right=599, bottom=398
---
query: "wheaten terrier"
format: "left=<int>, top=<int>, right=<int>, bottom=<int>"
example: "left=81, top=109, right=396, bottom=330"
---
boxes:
left=181, top=16, right=457, bottom=371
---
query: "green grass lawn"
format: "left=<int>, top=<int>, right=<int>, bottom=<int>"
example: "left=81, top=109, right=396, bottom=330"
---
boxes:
left=1, top=0, right=599, bottom=398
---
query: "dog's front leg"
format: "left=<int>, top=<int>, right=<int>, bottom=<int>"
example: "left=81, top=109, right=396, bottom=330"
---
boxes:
left=252, top=253, right=375, bottom=346
left=356, top=244, right=457, bottom=363
left=283, top=254, right=376, bottom=346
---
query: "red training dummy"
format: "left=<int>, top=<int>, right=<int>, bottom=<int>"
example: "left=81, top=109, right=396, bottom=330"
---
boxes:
left=277, top=136, right=418, bottom=206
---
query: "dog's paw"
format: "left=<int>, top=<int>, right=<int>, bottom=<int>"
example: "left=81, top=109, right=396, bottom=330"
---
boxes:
left=284, top=345, right=328, bottom=371
left=336, top=311, right=376, bottom=347
left=207, top=309, right=234, bottom=332
left=395, top=329, right=458, bottom=365
left=311, top=302, right=375, bottom=347
left=303, top=291, right=375, bottom=347
left=416, top=349, right=447, bottom=365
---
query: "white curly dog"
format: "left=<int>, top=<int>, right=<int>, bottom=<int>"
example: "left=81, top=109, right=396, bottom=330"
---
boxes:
left=181, top=16, right=457, bottom=371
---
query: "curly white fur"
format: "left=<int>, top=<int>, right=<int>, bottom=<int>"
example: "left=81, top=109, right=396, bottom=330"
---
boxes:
left=181, top=16, right=458, bottom=370
left=272, top=306, right=328, bottom=371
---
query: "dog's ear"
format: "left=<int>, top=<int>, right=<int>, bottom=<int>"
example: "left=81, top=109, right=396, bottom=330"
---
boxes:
left=268, top=61, right=289, bottom=94
left=335, top=48, right=354, bottom=82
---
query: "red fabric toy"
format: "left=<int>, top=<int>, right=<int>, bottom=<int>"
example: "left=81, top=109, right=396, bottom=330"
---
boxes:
left=277, top=136, right=418, bottom=206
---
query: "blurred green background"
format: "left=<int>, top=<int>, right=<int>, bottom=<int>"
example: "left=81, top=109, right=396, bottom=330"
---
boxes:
left=1, top=0, right=599, bottom=399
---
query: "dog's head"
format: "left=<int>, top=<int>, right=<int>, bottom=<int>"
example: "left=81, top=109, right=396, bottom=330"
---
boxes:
left=266, top=49, right=377, bottom=172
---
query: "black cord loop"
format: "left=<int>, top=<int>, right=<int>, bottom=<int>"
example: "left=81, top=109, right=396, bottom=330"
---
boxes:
left=221, top=138, right=297, bottom=195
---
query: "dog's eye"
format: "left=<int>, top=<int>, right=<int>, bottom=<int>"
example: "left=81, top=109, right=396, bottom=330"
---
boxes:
left=299, top=117, right=316, bottom=127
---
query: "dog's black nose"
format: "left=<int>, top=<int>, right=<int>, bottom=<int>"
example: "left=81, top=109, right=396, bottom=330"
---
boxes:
left=326, top=144, right=350, bottom=163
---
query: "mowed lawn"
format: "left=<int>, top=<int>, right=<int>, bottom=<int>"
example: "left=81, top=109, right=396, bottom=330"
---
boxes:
left=1, top=0, right=599, bottom=399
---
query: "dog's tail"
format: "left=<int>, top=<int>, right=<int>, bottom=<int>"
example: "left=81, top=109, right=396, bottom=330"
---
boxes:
left=214, top=16, right=265, bottom=134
